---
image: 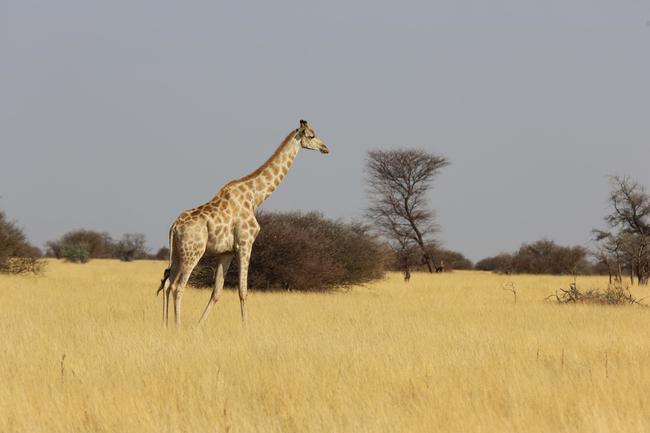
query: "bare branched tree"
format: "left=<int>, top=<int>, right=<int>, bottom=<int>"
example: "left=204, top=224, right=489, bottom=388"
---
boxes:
left=594, top=176, right=650, bottom=285
left=365, top=149, right=449, bottom=273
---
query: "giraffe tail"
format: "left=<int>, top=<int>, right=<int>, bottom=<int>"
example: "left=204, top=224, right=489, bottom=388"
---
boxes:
left=156, top=268, right=170, bottom=296
left=156, top=224, right=175, bottom=296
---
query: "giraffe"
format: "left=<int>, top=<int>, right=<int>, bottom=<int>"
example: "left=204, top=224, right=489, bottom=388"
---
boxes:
left=156, top=120, right=329, bottom=326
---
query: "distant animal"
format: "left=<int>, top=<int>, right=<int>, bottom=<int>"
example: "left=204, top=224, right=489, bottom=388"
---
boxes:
left=403, top=269, right=411, bottom=282
left=435, top=261, right=445, bottom=273
left=157, top=120, right=329, bottom=327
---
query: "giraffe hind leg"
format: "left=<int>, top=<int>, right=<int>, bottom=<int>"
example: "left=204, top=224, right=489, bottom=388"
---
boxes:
left=162, top=261, right=179, bottom=327
left=160, top=268, right=172, bottom=326
left=169, top=271, right=188, bottom=328
left=170, top=254, right=204, bottom=327
left=164, top=285, right=172, bottom=327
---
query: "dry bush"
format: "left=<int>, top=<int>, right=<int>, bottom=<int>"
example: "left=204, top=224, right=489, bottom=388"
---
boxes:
left=3, top=257, right=45, bottom=274
left=189, top=211, right=386, bottom=291
left=0, top=210, right=44, bottom=274
left=546, top=281, right=646, bottom=306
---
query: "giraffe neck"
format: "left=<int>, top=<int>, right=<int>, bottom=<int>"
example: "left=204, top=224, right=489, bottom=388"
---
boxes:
left=222, top=130, right=301, bottom=208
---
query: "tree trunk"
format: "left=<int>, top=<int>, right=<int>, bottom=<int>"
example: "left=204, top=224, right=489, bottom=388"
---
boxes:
left=608, top=266, right=612, bottom=284
left=422, top=253, right=434, bottom=273
left=408, top=218, right=434, bottom=273
left=637, top=265, right=648, bottom=286
left=400, top=250, right=411, bottom=274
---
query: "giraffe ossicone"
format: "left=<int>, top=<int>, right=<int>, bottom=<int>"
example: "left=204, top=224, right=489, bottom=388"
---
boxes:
left=157, top=120, right=329, bottom=327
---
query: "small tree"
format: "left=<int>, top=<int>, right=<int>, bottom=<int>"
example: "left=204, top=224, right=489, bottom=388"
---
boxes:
left=114, top=233, right=148, bottom=261
left=365, top=149, right=449, bottom=273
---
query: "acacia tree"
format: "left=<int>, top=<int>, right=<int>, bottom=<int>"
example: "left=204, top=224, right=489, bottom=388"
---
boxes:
left=365, top=149, right=449, bottom=273
left=594, top=176, right=650, bottom=285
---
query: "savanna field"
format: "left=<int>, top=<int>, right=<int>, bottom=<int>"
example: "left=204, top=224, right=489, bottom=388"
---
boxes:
left=1, top=260, right=649, bottom=433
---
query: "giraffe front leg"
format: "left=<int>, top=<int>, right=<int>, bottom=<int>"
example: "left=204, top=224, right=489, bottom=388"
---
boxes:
left=198, top=254, right=233, bottom=325
left=236, top=219, right=259, bottom=325
left=237, top=244, right=253, bottom=324
left=173, top=288, right=183, bottom=327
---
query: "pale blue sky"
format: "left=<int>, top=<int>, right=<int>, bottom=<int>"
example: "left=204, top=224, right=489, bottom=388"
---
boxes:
left=1, top=0, right=649, bottom=260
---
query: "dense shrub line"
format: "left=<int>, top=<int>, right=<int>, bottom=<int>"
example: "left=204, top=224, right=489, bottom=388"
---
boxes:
left=46, top=230, right=149, bottom=263
left=3, top=208, right=619, bottom=284
left=476, top=240, right=592, bottom=275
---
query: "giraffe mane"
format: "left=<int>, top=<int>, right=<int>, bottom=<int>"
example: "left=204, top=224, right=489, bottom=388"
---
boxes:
left=221, top=129, right=298, bottom=190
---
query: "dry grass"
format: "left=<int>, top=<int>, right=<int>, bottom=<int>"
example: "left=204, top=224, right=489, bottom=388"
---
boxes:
left=1, top=260, right=649, bottom=433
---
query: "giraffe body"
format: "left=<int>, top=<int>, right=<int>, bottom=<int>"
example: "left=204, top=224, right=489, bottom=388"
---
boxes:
left=158, top=120, right=329, bottom=326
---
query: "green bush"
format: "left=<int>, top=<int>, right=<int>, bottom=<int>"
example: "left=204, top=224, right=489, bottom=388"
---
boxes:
left=61, top=242, right=90, bottom=263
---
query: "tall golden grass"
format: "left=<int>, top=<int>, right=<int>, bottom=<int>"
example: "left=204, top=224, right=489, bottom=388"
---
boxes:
left=1, top=260, right=649, bottom=433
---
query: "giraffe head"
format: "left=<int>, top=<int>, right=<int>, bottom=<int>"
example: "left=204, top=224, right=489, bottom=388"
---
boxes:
left=297, top=120, right=329, bottom=154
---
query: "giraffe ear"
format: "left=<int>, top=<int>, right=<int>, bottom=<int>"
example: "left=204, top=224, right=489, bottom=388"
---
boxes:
left=299, top=119, right=308, bottom=129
